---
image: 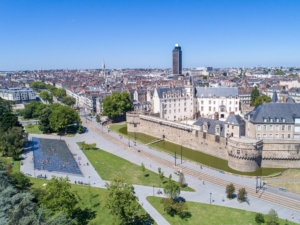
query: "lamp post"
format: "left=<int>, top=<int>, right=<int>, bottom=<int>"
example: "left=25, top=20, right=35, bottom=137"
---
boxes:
left=181, top=145, right=182, bottom=164
left=210, top=193, right=212, bottom=204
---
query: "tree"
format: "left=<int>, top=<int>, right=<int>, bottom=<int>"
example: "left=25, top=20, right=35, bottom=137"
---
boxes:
left=62, top=96, right=76, bottom=107
left=49, top=105, right=81, bottom=133
left=104, top=177, right=141, bottom=225
left=158, top=167, right=161, bottom=174
left=0, top=97, right=12, bottom=115
left=226, top=183, right=235, bottom=199
left=0, top=127, right=28, bottom=159
left=96, top=115, right=101, bottom=123
left=11, top=172, right=31, bottom=189
left=54, top=88, right=67, bottom=98
left=250, top=86, right=260, bottom=106
left=0, top=112, right=21, bottom=132
left=39, top=91, right=53, bottom=103
left=38, top=107, right=53, bottom=134
left=159, top=171, right=164, bottom=183
left=102, top=91, right=133, bottom=118
left=266, top=209, right=279, bottom=225
left=40, top=176, right=80, bottom=216
left=161, top=198, right=190, bottom=218
left=164, top=180, right=180, bottom=200
left=222, top=72, right=227, bottom=76
left=253, top=95, right=271, bottom=107
left=30, top=81, right=46, bottom=91
left=237, top=187, right=247, bottom=202
left=178, top=173, right=186, bottom=187
left=266, top=84, right=271, bottom=88
left=141, top=163, right=145, bottom=173
left=255, top=213, right=265, bottom=224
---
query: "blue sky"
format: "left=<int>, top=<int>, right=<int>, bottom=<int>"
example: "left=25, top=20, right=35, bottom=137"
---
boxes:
left=0, top=0, right=299, bottom=70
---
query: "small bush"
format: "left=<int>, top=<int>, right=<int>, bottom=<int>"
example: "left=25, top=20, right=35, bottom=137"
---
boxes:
left=237, top=187, right=247, bottom=202
left=226, top=183, right=235, bottom=199
left=255, top=213, right=265, bottom=224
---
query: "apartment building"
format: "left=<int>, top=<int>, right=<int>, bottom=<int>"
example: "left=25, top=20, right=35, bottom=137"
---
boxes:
left=0, top=87, right=36, bottom=103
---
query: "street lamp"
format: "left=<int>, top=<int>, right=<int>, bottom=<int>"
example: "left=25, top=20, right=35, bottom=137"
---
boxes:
left=181, top=145, right=182, bottom=164
left=174, top=152, right=177, bottom=166
left=134, top=132, right=136, bottom=146
left=210, top=193, right=212, bottom=204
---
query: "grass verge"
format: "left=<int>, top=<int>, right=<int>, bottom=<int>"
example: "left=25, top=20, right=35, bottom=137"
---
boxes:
left=147, top=196, right=298, bottom=225
left=25, top=124, right=43, bottom=134
left=79, top=143, right=194, bottom=192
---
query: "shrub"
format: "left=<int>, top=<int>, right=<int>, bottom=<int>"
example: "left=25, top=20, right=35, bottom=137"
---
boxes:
left=237, top=187, right=247, bottom=202
left=266, top=209, right=279, bottom=225
left=226, top=183, right=235, bottom=199
left=255, top=213, right=265, bottom=224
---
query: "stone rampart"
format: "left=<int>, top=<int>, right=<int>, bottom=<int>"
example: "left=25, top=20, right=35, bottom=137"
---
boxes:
left=126, top=112, right=300, bottom=171
left=227, top=137, right=263, bottom=172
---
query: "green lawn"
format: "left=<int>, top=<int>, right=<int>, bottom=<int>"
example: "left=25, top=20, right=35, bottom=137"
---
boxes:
left=18, top=116, right=39, bottom=121
left=1, top=157, right=155, bottom=225
left=147, top=196, right=297, bottom=225
left=25, top=124, right=43, bottom=134
left=80, top=144, right=194, bottom=192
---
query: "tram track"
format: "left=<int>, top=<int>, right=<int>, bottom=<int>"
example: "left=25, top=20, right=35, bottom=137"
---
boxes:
left=85, top=121, right=300, bottom=212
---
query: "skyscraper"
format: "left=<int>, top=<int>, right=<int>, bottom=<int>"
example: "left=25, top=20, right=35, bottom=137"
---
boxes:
left=172, top=44, right=182, bottom=75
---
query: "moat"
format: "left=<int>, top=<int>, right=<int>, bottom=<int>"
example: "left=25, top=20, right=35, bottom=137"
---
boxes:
left=111, top=124, right=286, bottom=176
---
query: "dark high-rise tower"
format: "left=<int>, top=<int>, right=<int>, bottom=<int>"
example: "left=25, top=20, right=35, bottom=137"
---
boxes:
left=172, top=44, right=182, bottom=75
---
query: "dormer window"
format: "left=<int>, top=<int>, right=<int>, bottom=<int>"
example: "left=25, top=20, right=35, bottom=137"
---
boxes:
left=276, top=118, right=279, bottom=122
left=270, top=118, right=273, bottom=122
left=215, top=125, right=220, bottom=134
left=282, top=118, right=286, bottom=122
left=263, top=118, right=268, bottom=122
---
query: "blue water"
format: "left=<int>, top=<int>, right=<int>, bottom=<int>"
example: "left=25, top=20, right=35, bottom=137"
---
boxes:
left=32, top=137, right=82, bottom=175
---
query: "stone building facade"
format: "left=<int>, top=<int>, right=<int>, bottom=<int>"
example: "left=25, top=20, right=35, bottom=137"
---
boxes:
left=127, top=110, right=300, bottom=172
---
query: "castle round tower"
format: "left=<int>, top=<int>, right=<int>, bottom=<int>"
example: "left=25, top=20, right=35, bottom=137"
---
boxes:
left=227, top=136, right=263, bottom=172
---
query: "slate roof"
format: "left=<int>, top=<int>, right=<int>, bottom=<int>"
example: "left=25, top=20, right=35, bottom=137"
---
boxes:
left=195, top=87, right=238, bottom=98
left=193, top=118, right=226, bottom=137
left=245, top=102, right=300, bottom=123
left=286, top=97, right=295, bottom=103
left=271, top=91, right=278, bottom=103
left=225, top=114, right=245, bottom=125
left=156, top=86, right=186, bottom=98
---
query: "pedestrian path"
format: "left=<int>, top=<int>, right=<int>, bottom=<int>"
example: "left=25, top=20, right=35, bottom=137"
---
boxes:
left=20, top=119, right=300, bottom=224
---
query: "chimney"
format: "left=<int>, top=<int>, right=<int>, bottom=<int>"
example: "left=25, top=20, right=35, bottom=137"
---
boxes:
left=230, top=111, right=235, bottom=115
left=214, top=112, right=219, bottom=121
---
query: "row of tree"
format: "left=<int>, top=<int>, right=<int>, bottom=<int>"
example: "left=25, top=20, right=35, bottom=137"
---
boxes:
left=18, top=101, right=82, bottom=134
left=31, top=81, right=76, bottom=107
left=0, top=97, right=27, bottom=159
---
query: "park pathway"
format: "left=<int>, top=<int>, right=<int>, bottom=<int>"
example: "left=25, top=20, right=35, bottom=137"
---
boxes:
left=22, top=119, right=300, bottom=224
left=82, top=119, right=300, bottom=223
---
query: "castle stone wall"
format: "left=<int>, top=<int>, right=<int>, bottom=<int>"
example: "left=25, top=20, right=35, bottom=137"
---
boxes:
left=126, top=113, right=300, bottom=171
left=227, top=137, right=263, bottom=172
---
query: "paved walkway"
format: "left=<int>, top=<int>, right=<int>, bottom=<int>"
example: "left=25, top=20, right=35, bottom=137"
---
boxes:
left=265, top=178, right=300, bottom=183
left=20, top=119, right=300, bottom=225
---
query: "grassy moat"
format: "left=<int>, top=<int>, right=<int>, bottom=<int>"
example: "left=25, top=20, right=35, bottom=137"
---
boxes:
left=110, top=124, right=286, bottom=176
